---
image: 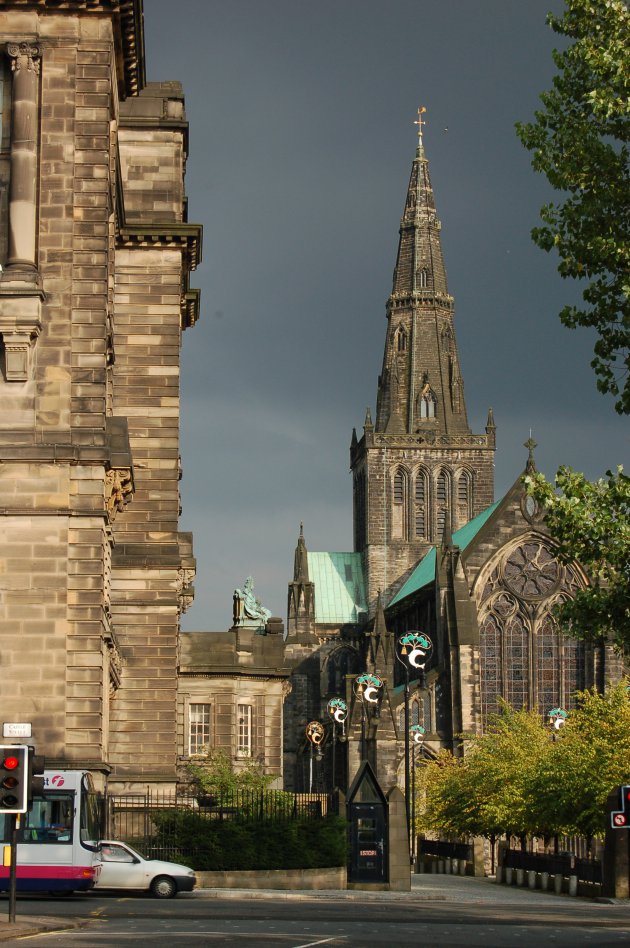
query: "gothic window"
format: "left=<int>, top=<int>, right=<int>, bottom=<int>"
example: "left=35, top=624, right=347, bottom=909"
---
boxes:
left=392, top=467, right=409, bottom=540
left=188, top=703, right=212, bottom=756
left=563, top=635, right=585, bottom=709
left=327, top=647, right=359, bottom=695
left=422, top=689, right=432, bottom=732
left=478, top=539, right=587, bottom=728
left=436, top=469, right=450, bottom=538
left=414, top=468, right=428, bottom=538
left=396, top=327, right=407, bottom=352
left=505, top=612, right=528, bottom=711
left=536, top=614, right=559, bottom=716
left=456, top=470, right=472, bottom=526
left=417, top=268, right=428, bottom=288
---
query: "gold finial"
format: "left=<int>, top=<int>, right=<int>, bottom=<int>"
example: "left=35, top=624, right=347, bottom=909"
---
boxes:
left=414, top=106, right=427, bottom=148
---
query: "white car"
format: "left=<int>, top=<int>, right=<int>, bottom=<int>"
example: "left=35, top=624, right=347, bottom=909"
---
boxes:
left=94, top=840, right=196, bottom=898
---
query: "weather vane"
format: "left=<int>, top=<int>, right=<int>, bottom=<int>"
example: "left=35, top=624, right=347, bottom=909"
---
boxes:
left=414, top=106, right=427, bottom=147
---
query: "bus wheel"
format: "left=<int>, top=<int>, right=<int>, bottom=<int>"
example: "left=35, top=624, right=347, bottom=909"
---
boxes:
left=150, top=875, right=177, bottom=899
left=50, top=890, right=73, bottom=897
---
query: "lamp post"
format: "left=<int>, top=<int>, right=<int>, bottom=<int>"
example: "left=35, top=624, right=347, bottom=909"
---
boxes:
left=395, top=632, right=433, bottom=855
left=305, top=721, right=325, bottom=793
left=326, top=698, right=347, bottom=790
left=547, top=707, right=568, bottom=740
left=353, top=674, right=383, bottom=763
left=409, top=724, right=426, bottom=863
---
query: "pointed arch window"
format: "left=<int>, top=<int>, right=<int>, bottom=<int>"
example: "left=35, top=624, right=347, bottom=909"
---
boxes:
left=396, top=327, right=407, bottom=352
left=392, top=467, right=409, bottom=540
left=436, top=468, right=450, bottom=539
left=456, top=470, right=472, bottom=526
left=417, top=268, right=428, bottom=289
left=414, top=468, right=428, bottom=538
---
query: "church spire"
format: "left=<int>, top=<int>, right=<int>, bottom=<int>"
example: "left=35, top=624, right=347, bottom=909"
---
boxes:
left=375, top=110, right=469, bottom=437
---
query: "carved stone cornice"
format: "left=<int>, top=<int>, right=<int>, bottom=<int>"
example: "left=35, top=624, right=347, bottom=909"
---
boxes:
left=118, top=222, right=202, bottom=273
left=6, top=0, right=145, bottom=97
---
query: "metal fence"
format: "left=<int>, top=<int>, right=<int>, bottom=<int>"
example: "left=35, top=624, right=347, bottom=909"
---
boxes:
left=105, top=790, right=335, bottom=862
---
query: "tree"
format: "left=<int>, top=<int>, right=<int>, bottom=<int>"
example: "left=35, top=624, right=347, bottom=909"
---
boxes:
left=185, top=747, right=274, bottom=798
left=516, top=0, right=630, bottom=413
left=532, top=682, right=630, bottom=838
left=525, top=465, right=630, bottom=648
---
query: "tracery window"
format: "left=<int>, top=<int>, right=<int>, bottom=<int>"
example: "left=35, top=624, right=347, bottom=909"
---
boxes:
left=457, top=470, right=471, bottom=525
left=478, top=538, right=586, bottom=728
left=396, top=327, right=407, bottom=352
left=419, top=390, right=436, bottom=419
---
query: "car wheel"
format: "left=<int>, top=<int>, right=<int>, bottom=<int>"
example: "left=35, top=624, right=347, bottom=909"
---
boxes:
left=150, top=875, right=177, bottom=899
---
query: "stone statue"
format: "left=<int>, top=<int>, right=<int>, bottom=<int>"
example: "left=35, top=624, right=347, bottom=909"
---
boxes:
left=233, top=576, right=272, bottom=628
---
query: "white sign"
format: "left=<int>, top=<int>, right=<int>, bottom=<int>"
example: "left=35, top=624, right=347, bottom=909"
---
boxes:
left=2, top=722, right=32, bottom=738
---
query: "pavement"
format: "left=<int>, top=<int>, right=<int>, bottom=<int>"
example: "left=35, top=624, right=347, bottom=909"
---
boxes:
left=1, top=873, right=628, bottom=941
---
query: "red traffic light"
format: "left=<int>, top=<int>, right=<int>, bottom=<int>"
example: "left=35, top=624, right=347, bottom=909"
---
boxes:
left=2, top=756, right=19, bottom=770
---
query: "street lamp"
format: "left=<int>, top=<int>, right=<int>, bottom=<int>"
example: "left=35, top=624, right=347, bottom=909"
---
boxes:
left=409, top=724, right=426, bottom=863
left=547, top=707, right=568, bottom=742
left=305, top=720, right=325, bottom=793
left=326, top=698, right=347, bottom=791
left=353, top=674, right=383, bottom=762
left=395, top=632, right=433, bottom=855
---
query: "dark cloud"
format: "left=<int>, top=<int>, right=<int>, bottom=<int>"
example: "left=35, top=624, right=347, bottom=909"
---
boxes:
left=145, top=0, right=629, bottom=630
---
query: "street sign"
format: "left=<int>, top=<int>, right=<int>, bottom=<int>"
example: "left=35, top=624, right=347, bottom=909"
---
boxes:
left=2, top=724, right=31, bottom=739
left=610, top=785, right=630, bottom=829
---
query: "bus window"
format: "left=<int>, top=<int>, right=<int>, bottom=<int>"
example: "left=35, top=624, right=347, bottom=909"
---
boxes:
left=80, top=779, right=103, bottom=845
left=19, top=793, right=74, bottom=844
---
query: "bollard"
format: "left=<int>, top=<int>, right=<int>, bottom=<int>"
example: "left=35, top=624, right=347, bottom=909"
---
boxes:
left=528, top=870, right=537, bottom=890
left=553, top=873, right=563, bottom=895
left=540, top=871, right=549, bottom=891
left=459, top=859, right=467, bottom=876
left=438, top=859, right=445, bottom=874
left=516, top=868, right=525, bottom=886
left=568, top=874, right=578, bottom=897
left=444, top=858, right=451, bottom=875
left=430, top=859, right=437, bottom=874
left=505, top=867, right=513, bottom=885
left=495, top=865, right=504, bottom=884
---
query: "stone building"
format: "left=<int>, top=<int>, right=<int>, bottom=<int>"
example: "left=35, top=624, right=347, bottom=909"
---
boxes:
left=0, top=0, right=200, bottom=792
left=177, top=580, right=289, bottom=789
left=283, top=121, right=622, bottom=794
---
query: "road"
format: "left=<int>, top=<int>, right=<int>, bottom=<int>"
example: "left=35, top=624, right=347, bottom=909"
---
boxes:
left=2, top=875, right=630, bottom=947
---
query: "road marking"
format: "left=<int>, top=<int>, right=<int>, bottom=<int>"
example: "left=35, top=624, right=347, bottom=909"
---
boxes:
left=292, top=939, right=340, bottom=948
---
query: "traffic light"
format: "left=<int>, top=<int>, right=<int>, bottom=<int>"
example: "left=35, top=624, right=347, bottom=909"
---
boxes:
left=0, top=745, right=28, bottom=814
left=27, top=749, right=45, bottom=806
left=610, top=785, right=630, bottom=829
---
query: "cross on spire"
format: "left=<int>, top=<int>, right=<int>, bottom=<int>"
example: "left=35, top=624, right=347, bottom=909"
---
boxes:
left=414, top=106, right=427, bottom=149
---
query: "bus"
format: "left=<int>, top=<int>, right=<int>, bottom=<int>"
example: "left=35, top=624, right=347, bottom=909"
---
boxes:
left=0, top=770, right=102, bottom=894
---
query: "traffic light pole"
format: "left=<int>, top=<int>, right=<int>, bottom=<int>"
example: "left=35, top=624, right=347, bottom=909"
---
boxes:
left=8, top=813, right=17, bottom=924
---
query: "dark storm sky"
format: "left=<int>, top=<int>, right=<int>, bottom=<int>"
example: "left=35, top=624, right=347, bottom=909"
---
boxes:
left=143, top=0, right=629, bottom=631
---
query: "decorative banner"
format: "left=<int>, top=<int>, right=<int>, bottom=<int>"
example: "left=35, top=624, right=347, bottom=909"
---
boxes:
left=410, top=724, right=426, bottom=745
left=355, top=673, right=383, bottom=704
left=399, top=632, right=433, bottom=669
left=547, top=707, right=568, bottom=730
left=327, top=697, right=348, bottom=724
left=305, top=720, right=325, bottom=745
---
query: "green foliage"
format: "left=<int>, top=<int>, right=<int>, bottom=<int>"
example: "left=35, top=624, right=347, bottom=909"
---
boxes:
left=531, top=682, right=630, bottom=837
left=417, top=707, right=551, bottom=840
left=185, top=747, right=275, bottom=797
left=151, top=810, right=347, bottom=872
left=516, top=0, right=630, bottom=413
left=525, top=465, right=630, bottom=648
left=416, top=683, right=630, bottom=841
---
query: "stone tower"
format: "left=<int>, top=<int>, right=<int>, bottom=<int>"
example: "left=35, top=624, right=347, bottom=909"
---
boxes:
left=350, top=115, right=496, bottom=610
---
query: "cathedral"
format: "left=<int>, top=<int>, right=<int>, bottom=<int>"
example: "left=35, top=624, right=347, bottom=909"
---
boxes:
left=281, top=115, right=623, bottom=794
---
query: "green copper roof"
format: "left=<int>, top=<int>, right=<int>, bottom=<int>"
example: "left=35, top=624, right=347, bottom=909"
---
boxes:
left=389, top=500, right=501, bottom=606
left=308, top=552, right=367, bottom=624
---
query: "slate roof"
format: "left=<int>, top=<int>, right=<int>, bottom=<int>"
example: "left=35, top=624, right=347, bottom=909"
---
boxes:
left=388, top=500, right=501, bottom=606
left=308, top=552, right=367, bottom=624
